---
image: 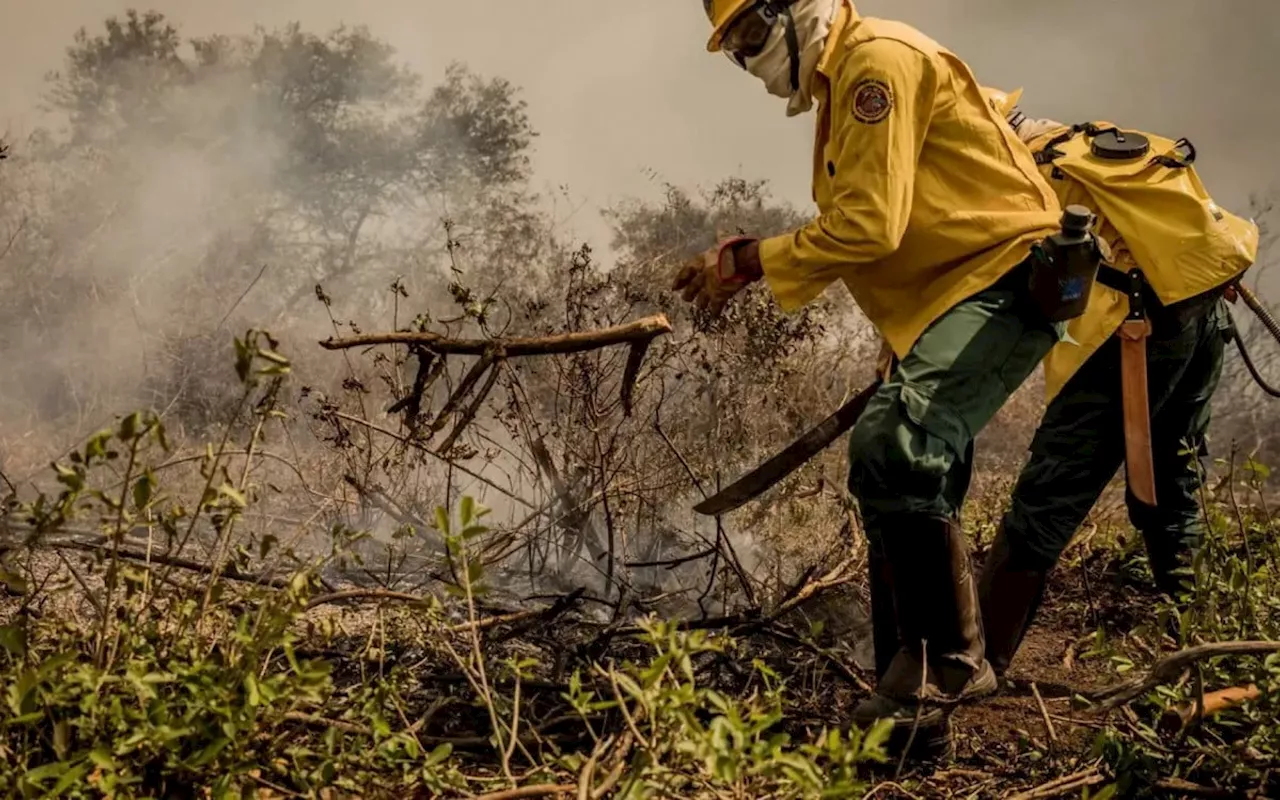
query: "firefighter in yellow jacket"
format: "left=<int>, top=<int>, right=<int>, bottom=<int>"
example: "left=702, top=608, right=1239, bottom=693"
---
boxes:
left=974, top=88, right=1258, bottom=679
left=673, top=0, right=1081, bottom=752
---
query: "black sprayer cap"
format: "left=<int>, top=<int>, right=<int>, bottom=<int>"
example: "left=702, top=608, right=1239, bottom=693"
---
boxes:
left=1062, top=204, right=1093, bottom=233
left=1090, top=129, right=1150, bottom=160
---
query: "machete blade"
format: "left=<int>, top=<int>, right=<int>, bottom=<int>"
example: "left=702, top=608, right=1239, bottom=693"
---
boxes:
left=693, top=380, right=881, bottom=516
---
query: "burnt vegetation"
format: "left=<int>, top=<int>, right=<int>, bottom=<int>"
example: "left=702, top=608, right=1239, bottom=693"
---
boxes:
left=1, top=9, right=1279, bottom=799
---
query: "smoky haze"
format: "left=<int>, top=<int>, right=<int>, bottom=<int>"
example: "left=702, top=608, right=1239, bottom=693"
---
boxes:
left=0, top=0, right=1276, bottom=468
left=0, top=0, right=1276, bottom=607
left=4, top=0, right=1279, bottom=245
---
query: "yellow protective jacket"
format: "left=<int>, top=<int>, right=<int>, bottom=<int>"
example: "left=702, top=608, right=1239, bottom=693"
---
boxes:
left=757, top=6, right=1063, bottom=359
left=1023, top=123, right=1260, bottom=401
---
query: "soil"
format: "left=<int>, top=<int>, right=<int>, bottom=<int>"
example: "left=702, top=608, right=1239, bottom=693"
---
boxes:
left=792, top=547, right=1175, bottom=798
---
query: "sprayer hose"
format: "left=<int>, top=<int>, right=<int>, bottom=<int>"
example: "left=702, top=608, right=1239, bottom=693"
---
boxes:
left=1231, top=281, right=1280, bottom=398
left=1237, top=282, right=1280, bottom=345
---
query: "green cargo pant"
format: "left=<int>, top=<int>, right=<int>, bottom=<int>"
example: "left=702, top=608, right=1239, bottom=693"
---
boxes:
left=847, top=262, right=1062, bottom=538
left=1001, top=295, right=1230, bottom=591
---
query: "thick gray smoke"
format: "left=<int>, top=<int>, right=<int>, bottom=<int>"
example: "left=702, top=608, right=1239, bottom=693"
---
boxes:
left=0, top=15, right=544, bottom=469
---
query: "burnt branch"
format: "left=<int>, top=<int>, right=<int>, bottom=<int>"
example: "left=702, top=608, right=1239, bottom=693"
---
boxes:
left=385, top=347, right=444, bottom=436
left=429, top=346, right=501, bottom=438
left=620, top=338, right=652, bottom=417
left=319, top=314, right=672, bottom=357
left=437, top=355, right=504, bottom=454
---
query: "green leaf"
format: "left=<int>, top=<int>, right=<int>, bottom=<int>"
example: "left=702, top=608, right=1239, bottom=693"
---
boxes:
left=88, top=747, right=115, bottom=769
left=0, top=566, right=27, bottom=596
left=860, top=718, right=894, bottom=760
left=120, top=411, right=142, bottom=441
left=234, top=337, right=252, bottom=383
left=186, top=736, right=230, bottom=768
left=154, top=420, right=171, bottom=451
left=133, top=472, right=155, bottom=510
left=257, top=348, right=290, bottom=366
left=0, top=624, right=27, bottom=657
left=53, top=463, right=84, bottom=491
left=218, top=484, right=248, bottom=508
left=85, top=429, right=113, bottom=460
left=245, top=673, right=261, bottom=707
left=53, top=719, right=69, bottom=758
left=23, top=761, right=69, bottom=785
left=460, top=495, right=475, bottom=526
left=1244, top=458, right=1271, bottom=480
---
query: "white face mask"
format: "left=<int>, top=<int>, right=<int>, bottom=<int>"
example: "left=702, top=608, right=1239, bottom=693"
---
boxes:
left=733, top=0, right=840, bottom=116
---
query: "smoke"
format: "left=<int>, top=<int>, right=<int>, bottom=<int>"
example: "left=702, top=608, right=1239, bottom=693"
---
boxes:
left=0, top=52, right=266, bottom=444
left=1, top=3, right=1276, bottom=605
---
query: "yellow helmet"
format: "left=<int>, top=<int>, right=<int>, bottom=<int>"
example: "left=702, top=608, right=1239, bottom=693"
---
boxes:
left=704, top=0, right=770, bottom=53
left=981, top=86, right=1024, bottom=118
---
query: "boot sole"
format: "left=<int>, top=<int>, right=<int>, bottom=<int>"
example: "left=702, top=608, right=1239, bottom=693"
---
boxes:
left=883, top=714, right=953, bottom=763
left=960, top=660, right=998, bottom=701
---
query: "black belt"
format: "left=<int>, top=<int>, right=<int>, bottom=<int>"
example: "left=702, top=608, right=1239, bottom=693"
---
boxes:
left=1095, top=265, right=1129, bottom=294
left=1096, top=265, right=1224, bottom=327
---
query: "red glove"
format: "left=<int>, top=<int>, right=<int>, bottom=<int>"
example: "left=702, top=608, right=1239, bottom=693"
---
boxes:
left=671, top=236, right=763, bottom=316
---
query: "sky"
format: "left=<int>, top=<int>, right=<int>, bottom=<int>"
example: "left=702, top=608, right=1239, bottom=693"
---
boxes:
left=3, top=0, right=1279, bottom=253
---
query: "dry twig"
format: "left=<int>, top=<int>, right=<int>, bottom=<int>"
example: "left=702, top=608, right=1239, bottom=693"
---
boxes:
left=1088, top=641, right=1280, bottom=711
left=1006, top=765, right=1104, bottom=800
left=1031, top=682, right=1058, bottom=746
left=470, top=785, right=576, bottom=800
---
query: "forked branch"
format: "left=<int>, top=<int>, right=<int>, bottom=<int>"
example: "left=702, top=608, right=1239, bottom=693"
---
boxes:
left=319, top=314, right=672, bottom=357
left=324, top=315, right=673, bottom=440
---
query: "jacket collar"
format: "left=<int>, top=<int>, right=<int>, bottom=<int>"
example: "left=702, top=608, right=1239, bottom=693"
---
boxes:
left=813, top=0, right=856, bottom=104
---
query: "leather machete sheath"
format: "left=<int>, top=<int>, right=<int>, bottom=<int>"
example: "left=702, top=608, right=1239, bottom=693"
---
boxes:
left=1119, top=316, right=1157, bottom=506
left=694, top=379, right=882, bottom=516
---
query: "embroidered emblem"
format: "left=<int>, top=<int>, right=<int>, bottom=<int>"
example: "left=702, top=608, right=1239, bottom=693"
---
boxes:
left=852, top=78, right=893, bottom=124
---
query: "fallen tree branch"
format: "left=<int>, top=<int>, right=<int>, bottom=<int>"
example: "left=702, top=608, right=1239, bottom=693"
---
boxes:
left=1152, top=777, right=1237, bottom=797
left=471, top=785, right=576, bottom=800
left=319, top=314, right=672, bottom=356
left=1087, top=641, right=1280, bottom=711
left=1006, top=765, right=1104, bottom=800
left=624, top=547, right=715, bottom=570
left=1158, top=684, right=1262, bottom=733
left=588, top=556, right=854, bottom=643
left=761, top=624, right=873, bottom=693
left=305, top=587, right=585, bottom=638
left=766, top=556, right=858, bottom=622
left=305, top=588, right=431, bottom=610
left=51, top=540, right=292, bottom=589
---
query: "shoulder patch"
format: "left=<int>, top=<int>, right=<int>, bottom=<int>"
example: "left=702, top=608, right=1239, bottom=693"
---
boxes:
left=852, top=78, right=893, bottom=124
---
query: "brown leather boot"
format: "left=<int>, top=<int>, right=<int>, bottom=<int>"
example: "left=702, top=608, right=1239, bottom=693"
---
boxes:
left=867, top=541, right=899, bottom=682
left=852, top=516, right=997, bottom=753
left=977, top=522, right=1049, bottom=678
